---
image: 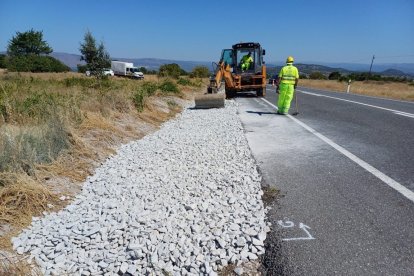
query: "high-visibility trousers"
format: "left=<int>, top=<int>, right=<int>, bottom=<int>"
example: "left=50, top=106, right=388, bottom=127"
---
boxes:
left=241, top=63, right=249, bottom=70
left=277, top=83, right=295, bottom=114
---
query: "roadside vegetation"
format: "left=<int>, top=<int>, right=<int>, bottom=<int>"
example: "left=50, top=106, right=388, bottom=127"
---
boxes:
left=297, top=70, right=414, bottom=101
left=0, top=70, right=207, bottom=254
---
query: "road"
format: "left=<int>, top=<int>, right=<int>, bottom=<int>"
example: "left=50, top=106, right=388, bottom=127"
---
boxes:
left=236, top=85, right=414, bottom=275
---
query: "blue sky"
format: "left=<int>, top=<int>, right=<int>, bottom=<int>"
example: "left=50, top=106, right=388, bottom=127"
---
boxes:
left=1, top=0, right=413, bottom=64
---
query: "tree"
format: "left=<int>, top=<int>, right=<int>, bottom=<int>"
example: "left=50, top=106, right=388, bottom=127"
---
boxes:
left=7, top=55, right=69, bottom=72
left=79, top=30, right=111, bottom=78
left=77, top=64, right=88, bottom=73
left=5, top=29, right=69, bottom=72
left=190, top=66, right=210, bottom=78
left=7, top=29, right=52, bottom=57
left=158, top=63, right=184, bottom=79
left=0, top=54, right=7, bottom=68
left=328, top=71, right=341, bottom=80
left=139, top=67, right=148, bottom=74
left=309, top=71, right=327, bottom=80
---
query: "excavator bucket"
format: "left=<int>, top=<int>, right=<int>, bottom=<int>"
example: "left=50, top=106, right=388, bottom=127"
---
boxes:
left=194, top=93, right=225, bottom=109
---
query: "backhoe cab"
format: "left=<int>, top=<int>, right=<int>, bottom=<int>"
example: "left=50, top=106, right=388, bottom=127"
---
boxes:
left=208, top=42, right=266, bottom=98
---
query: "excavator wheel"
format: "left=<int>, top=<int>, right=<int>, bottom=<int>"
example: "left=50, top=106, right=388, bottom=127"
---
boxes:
left=256, top=88, right=264, bottom=97
left=225, top=89, right=236, bottom=99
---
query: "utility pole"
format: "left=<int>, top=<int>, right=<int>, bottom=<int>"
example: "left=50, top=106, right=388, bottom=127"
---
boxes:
left=369, top=55, right=375, bottom=76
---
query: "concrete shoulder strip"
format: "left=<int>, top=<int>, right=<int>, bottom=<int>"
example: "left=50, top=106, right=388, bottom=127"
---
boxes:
left=261, top=98, right=414, bottom=203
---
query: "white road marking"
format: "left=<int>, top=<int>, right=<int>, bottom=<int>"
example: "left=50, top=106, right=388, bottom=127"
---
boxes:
left=297, top=86, right=414, bottom=104
left=393, top=111, right=414, bottom=119
left=297, top=89, right=414, bottom=119
left=277, top=220, right=315, bottom=241
left=261, top=98, right=414, bottom=204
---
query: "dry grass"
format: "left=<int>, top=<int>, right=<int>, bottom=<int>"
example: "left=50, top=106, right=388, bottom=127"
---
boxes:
left=0, top=173, right=60, bottom=226
left=299, top=79, right=414, bottom=101
left=0, top=172, right=62, bottom=249
left=0, top=252, right=41, bottom=276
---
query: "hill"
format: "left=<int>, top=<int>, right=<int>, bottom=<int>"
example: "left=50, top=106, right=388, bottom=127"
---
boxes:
left=49, top=52, right=212, bottom=72
left=267, top=63, right=413, bottom=78
left=113, top=57, right=212, bottom=72
left=2, top=51, right=413, bottom=78
left=50, top=52, right=85, bottom=68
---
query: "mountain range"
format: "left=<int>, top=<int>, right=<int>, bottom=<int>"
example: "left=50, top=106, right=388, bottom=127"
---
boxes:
left=3, top=52, right=413, bottom=78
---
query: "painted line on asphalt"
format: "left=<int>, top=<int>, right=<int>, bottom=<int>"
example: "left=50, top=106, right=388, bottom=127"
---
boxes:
left=393, top=111, right=414, bottom=119
left=297, top=89, right=414, bottom=118
left=261, top=98, right=414, bottom=204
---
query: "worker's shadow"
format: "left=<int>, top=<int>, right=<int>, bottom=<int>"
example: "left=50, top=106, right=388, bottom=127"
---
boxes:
left=246, top=110, right=278, bottom=116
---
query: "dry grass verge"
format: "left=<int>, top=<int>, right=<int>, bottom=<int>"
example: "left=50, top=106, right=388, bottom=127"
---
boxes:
left=0, top=71, right=206, bottom=260
left=299, top=79, right=414, bottom=101
left=0, top=252, right=41, bottom=276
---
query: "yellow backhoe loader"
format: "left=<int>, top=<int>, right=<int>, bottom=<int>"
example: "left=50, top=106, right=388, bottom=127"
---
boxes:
left=194, top=42, right=266, bottom=108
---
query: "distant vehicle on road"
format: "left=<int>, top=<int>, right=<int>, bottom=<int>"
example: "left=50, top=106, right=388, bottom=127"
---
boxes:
left=85, top=68, right=114, bottom=77
left=111, top=61, right=144, bottom=79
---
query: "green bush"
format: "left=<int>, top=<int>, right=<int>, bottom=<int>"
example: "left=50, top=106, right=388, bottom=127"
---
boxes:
left=17, top=91, right=60, bottom=122
left=190, top=66, right=210, bottom=78
left=63, top=77, right=95, bottom=88
left=133, top=89, right=146, bottom=112
left=7, top=55, right=70, bottom=72
left=141, top=81, right=158, bottom=96
left=77, top=64, right=88, bottom=73
left=158, top=63, right=185, bottom=79
left=328, top=71, right=341, bottom=80
left=158, top=80, right=180, bottom=94
left=309, top=71, right=327, bottom=80
left=177, top=78, right=192, bottom=86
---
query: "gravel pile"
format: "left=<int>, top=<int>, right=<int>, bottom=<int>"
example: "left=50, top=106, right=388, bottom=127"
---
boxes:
left=12, top=101, right=269, bottom=275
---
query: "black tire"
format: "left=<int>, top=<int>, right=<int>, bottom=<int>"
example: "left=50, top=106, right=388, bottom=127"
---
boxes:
left=256, top=88, right=264, bottom=97
left=225, top=89, right=235, bottom=99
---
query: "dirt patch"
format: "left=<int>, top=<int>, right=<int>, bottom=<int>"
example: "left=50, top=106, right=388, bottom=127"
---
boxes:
left=261, top=185, right=280, bottom=206
left=220, top=260, right=262, bottom=275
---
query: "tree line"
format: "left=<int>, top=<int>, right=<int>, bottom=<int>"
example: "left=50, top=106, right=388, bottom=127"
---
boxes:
left=303, top=71, right=411, bottom=82
left=0, top=29, right=211, bottom=79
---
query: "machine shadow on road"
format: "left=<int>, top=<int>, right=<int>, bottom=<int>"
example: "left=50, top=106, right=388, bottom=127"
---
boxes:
left=246, top=110, right=278, bottom=116
left=229, top=92, right=258, bottom=98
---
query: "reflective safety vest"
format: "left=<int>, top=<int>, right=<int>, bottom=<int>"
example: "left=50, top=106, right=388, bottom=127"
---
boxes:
left=241, top=55, right=253, bottom=64
left=279, top=63, right=299, bottom=85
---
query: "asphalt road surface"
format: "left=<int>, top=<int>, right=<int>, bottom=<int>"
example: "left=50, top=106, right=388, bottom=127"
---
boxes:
left=236, top=85, right=414, bottom=275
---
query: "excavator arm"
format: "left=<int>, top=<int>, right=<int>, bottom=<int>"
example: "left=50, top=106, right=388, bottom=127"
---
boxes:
left=208, top=61, right=235, bottom=93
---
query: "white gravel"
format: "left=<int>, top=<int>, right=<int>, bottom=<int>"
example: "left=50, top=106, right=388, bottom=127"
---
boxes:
left=12, top=101, right=269, bottom=275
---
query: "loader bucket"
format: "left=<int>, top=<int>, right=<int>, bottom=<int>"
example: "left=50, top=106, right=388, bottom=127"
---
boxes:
left=194, top=93, right=225, bottom=109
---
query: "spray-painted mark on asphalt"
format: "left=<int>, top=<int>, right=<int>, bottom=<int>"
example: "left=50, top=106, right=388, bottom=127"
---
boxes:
left=277, top=220, right=315, bottom=241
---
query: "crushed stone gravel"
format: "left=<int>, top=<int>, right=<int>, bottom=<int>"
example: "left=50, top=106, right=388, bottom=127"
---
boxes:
left=12, top=101, right=269, bottom=275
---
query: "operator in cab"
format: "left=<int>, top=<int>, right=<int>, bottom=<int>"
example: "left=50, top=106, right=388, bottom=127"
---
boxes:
left=240, top=52, right=253, bottom=71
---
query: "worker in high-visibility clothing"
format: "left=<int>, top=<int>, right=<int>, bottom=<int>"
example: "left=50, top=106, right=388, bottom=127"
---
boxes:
left=240, top=52, right=253, bottom=71
left=277, top=56, right=299, bottom=114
